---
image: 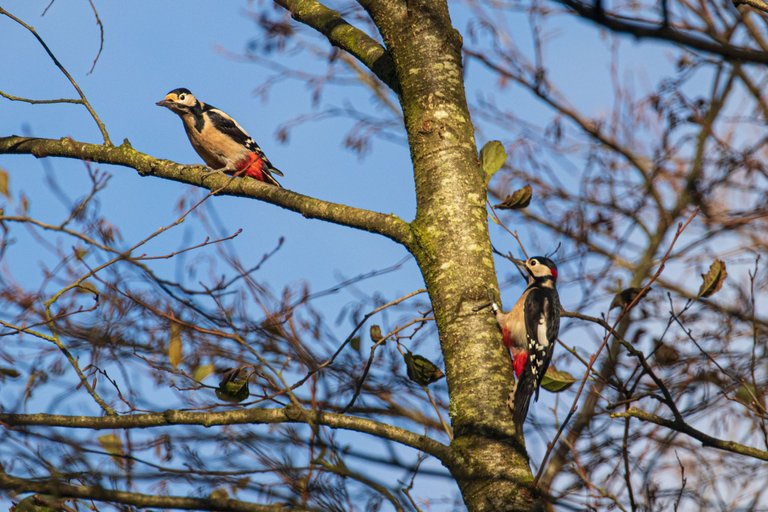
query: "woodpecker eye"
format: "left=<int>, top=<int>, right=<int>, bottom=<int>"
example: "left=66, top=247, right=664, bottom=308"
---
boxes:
left=178, top=94, right=186, bottom=101
left=529, top=259, right=538, bottom=266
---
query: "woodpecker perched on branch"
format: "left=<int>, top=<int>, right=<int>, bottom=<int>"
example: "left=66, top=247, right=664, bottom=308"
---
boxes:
left=156, top=88, right=283, bottom=186
left=492, top=256, right=560, bottom=424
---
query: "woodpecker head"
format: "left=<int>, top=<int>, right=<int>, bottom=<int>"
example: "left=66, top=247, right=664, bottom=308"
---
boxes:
left=156, top=88, right=198, bottom=114
left=515, top=256, right=558, bottom=284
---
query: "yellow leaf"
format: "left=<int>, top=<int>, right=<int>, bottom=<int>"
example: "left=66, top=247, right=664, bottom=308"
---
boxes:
left=0, top=168, right=9, bottom=198
left=480, top=140, right=507, bottom=182
left=192, top=364, right=215, bottom=382
left=98, top=433, right=125, bottom=468
left=495, top=184, right=533, bottom=210
left=168, top=322, right=183, bottom=369
left=697, top=259, right=727, bottom=298
left=209, top=488, right=229, bottom=500
left=76, top=281, right=99, bottom=298
left=541, top=367, right=576, bottom=393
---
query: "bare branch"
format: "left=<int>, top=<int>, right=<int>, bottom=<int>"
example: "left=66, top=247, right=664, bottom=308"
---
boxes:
left=552, top=0, right=768, bottom=64
left=611, top=408, right=768, bottom=461
left=0, top=468, right=316, bottom=512
left=0, top=406, right=451, bottom=460
left=0, top=7, right=111, bottom=144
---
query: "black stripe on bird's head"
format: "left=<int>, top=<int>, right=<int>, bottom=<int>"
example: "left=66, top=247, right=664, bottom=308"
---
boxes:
left=156, top=88, right=198, bottom=113
left=515, top=256, right=558, bottom=282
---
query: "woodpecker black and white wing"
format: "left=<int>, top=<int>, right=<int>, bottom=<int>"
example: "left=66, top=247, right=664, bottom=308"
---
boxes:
left=524, top=288, right=560, bottom=395
left=204, top=106, right=283, bottom=176
left=203, top=106, right=252, bottom=147
left=510, top=288, right=557, bottom=426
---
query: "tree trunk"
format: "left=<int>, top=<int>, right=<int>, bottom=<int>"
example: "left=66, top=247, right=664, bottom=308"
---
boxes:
left=374, top=1, right=541, bottom=509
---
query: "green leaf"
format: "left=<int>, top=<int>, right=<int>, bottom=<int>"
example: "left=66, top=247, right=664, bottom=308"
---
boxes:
left=698, top=259, right=727, bottom=298
left=350, top=336, right=361, bottom=351
left=369, top=324, right=383, bottom=342
left=73, top=247, right=88, bottom=260
left=480, top=140, right=507, bottom=182
left=0, top=366, right=20, bottom=379
left=495, top=184, right=533, bottom=210
left=403, top=351, right=445, bottom=386
left=540, top=367, right=576, bottom=393
left=734, top=383, right=766, bottom=413
left=168, top=322, right=183, bottom=369
left=215, top=367, right=250, bottom=403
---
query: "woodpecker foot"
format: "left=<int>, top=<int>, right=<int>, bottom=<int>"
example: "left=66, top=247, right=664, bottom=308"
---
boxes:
left=472, top=301, right=494, bottom=312
left=201, top=167, right=229, bottom=179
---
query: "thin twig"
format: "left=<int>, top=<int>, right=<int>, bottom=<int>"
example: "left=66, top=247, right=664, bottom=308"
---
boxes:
left=0, top=7, right=111, bottom=144
left=534, top=208, right=698, bottom=485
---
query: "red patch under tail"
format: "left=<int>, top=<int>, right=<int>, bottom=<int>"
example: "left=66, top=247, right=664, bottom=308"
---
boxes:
left=513, top=351, right=528, bottom=378
left=236, top=152, right=267, bottom=182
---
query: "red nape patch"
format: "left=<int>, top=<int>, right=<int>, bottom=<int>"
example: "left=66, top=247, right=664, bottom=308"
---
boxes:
left=513, top=352, right=528, bottom=378
left=235, top=153, right=266, bottom=181
left=551, top=268, right=558, bottom=281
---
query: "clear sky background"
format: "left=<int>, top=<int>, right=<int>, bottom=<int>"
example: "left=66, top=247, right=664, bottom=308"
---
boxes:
left=0, top=0, right=708, bottom=509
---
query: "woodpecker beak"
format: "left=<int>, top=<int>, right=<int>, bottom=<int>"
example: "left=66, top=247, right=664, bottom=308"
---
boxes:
left=156, top=99, right=171, bottom=108
left=512, top=258, right=528, bottom=271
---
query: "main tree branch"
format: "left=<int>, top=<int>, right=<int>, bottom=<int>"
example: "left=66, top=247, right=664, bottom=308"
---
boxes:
left=0, top=469, right=315, bottom=512
left=273, top=0, right=399, bottom=92
left=0, top=136, right=416, bottom=248
left=0, top=405, right=450, bottom=461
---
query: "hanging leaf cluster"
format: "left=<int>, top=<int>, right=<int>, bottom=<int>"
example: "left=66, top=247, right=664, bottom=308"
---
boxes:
left=403, top=351, right=445, bottom=386
left=215, top=367, right=250, bottom=403
left=540, top=367, right=576, bottom=393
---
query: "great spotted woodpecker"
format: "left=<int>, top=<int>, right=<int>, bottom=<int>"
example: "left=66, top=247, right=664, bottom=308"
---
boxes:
left=156, top=88, right=283, bottom=186
left=492, top=256, right=560, bottom=422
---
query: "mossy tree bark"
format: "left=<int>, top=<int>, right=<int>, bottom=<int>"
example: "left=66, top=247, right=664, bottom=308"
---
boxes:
left=371, top=1, right=539, bottom=509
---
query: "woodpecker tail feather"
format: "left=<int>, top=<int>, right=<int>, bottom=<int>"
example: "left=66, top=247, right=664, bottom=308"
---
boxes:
left=511, top=365, right=537, bottom=427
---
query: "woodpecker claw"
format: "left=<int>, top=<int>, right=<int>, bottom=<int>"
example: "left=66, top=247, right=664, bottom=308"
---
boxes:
left=472, top=301, right=495, bottom=312
left=201, top=167, right=233, bottom=179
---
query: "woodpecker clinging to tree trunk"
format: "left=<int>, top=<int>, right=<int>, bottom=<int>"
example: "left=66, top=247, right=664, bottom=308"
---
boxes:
left=492, top=256, right=561, bottom=424
left=156, top=88, right=283, bottom=186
